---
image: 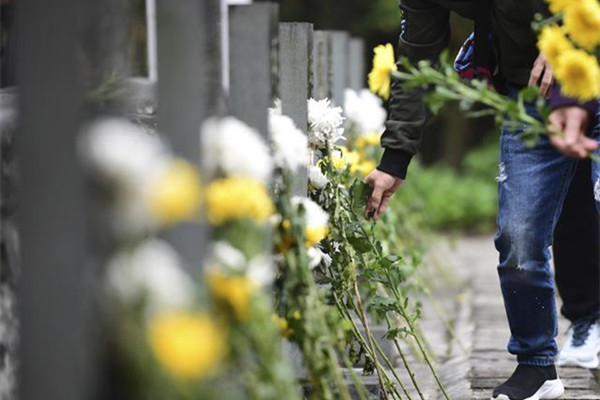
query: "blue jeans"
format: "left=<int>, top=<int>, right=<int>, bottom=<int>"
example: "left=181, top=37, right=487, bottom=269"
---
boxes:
left=495, top=93, right=600, bottom=366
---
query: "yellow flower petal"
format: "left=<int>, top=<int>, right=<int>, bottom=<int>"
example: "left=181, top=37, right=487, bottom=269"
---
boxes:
left=544, top=0, right=571, bottom=14
left=207, top=272, right=253, bottom=321
left=564, top=0, right=600, bottom=50
left=147, top=159, right=202, bottom=225
left=148, top=312, right=226, bottom=380
left=205, top=177, right=274, bottom=226
left=305, top=226, right=329, bottom=247
left=555, top=49, right=600, bottom=101
left=368, top=44, right=397, bottom=100
left=537, top=25, right=574, bottom=69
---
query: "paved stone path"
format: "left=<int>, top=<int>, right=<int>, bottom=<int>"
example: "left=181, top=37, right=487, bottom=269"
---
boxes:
left=434, top=236, right=600, bottom=400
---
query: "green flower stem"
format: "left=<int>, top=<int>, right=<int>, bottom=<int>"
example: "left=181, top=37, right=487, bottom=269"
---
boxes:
left=331, top=290, right=405, bottom=400
left=342, top=200, right=449, bottom=399
left=414, top=278, right=467, bottom=354
left=353, top=281, right=397, bottom=400
left=389, top=285, right=450, bottom=400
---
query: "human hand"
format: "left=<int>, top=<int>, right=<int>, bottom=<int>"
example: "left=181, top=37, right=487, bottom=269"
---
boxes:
left=528, top=53, right=554, bottom=97
left=364, top=169, right=403, bottom=221
left=548, top=106, right=598, bottom=158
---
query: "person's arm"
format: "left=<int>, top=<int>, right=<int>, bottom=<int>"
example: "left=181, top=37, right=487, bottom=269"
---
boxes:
left=365, top=0, right=450, bottom=220
left=377, top=0, right=451, bottom=180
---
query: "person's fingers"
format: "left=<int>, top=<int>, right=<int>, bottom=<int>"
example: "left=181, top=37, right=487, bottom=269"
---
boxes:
left=580, top=136, right=600, bottom=152
left=376, top=191, right=393, bottom=218
left=564, top=117, right=587, bottom=158
left=528, top=60, right=544, bottom=88
left=539, top=66, right=554, bottom=97
left=366, top=184, right=384, bottom=219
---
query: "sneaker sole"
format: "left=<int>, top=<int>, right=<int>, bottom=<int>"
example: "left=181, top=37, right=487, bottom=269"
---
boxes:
left=491, top=378, right=564, bottom=400
left=557, top=343, right=600, bottom=369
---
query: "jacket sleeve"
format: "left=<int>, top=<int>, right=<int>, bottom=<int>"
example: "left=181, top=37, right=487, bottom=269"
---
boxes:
left=377, top=0, right=451, bottom=179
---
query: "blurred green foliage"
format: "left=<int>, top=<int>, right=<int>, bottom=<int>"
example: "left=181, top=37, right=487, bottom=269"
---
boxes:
left=397, top=137, right=499, bottom=232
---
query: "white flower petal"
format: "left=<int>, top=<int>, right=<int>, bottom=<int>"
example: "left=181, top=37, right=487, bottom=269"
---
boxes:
left=308, top=166, right=329, bottom=189
left=105, top=239, right=195, bottom=314
left=200, top=117, right=273, bottom=183
left=344, top=88, right=387, bottom=135
left=269, top=113, right=308, bottom=171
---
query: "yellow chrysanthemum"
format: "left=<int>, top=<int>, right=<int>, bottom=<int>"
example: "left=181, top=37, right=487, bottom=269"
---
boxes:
left=305, top=226, right=329, bottom=247
left=148, top=312, right=226, bottom=380
left=207, top=272, right=253, bottom=321
left=368, top=43, right=397, bottom=100
left=272, top=315, right=293, bottom=337
left=555, top=49, right=600, bottom=101
left=147, top=159, right=202, bottom=224
left=351, top=160, right=377, bottom=177
left=332, top=146, right=361, bottom=171
left=355, top=132, right=381, bottom=149
left=205, top=177, right=274, bottom=226
left=564, top=0, right=600, bottom=50
left=544, top=0, right=570, bottom=14
left=537, top=25, right=574, bottom=69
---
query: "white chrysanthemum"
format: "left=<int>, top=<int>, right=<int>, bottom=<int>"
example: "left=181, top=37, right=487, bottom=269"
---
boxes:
left=105, top=239, right=195, bottom=314
left=208, top=242, right=276, bottom=287
left=269, top=112, right=308, bottom=171
left=344, top=88, right=387, bottom=135
left=292, top=196, right=329, bottom=229
left=80, top=118, right=170, bottom=186
left=247, top=255, right=277, bottom=287
left=201, top=117, right=273, bottom=183
left=307, top=247, right=333, bottom=269
left=270, top=98, right=283, bottom=116
left=308, top=165, right=329, bottom=189
left=80, top=118, right=171, bottom=237
left=210, top=241, right=246, bottom=270
left=307, top=98, right=345, bottom=147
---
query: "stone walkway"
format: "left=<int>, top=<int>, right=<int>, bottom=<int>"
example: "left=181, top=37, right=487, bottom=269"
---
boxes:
left=432, top=235, right=600, bottom=400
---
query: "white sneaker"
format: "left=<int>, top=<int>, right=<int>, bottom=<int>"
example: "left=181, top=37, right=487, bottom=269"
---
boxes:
left=557, top=319, right=600, bottom=369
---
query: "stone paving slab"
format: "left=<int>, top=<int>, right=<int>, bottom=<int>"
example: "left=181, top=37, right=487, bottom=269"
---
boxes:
left=439, top=236, right=600, bottom=400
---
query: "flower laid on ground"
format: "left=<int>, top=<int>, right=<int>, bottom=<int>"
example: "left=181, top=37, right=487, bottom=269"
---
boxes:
left=563, top=0, right=600, bottom=50
left=369, top=43, right=397, bottom=100
left=148, top=311, right=226, bottom=380
left=555, top=49, right=600, bottom=101
left=307, top=98, right=345, bottom=147
left=308, top=165, right=329, bottom=190
left=268, top=111, right=308, bottom=172
left=537, top=25, right=573, bottom=69
left=344, top=88, right=387, bottom=135
left=205, top=177, right=274, bottom=226
left=207, top=271, right=253, bottom=321
left=201, top=117, right=273, bottom=183
left=105, top=239, right=195, bottom=315
left=291, top=196, right=329, bottom=247
left=146, top=159, right=202, bottom=225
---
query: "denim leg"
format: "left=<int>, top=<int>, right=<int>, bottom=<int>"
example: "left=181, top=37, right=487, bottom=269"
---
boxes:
left=495, top=127, right=577, bottom=366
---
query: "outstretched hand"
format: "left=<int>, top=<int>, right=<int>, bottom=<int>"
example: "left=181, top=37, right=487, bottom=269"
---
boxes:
left=364, top=169, right=403, bottom=221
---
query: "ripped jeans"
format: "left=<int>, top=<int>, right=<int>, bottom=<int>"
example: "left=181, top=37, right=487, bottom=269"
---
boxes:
left=494, top=95, right=600, bottom=366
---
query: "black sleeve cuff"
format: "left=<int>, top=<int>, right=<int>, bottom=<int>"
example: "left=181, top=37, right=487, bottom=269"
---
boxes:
left=377, top=148, right=413, bottom=180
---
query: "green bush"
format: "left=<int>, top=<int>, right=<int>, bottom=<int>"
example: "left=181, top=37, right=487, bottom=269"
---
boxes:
left=396, top=139, right=499, bottom=232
